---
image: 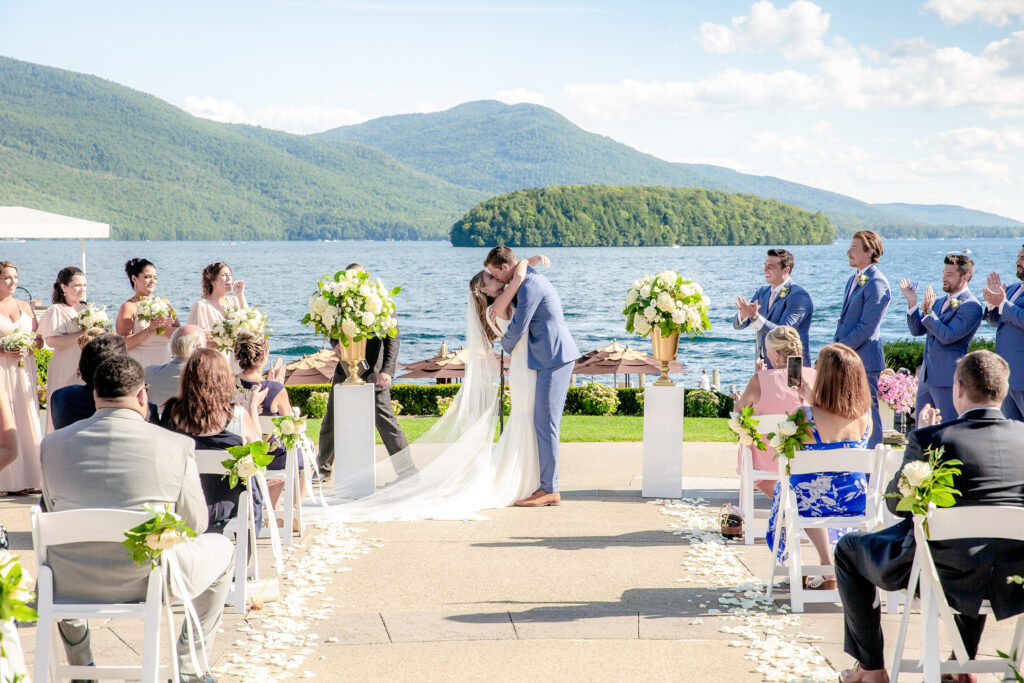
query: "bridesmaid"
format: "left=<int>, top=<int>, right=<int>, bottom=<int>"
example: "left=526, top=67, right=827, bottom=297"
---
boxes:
left=0, top=261, right=42, bottom=494
left=116, top=258, right=178, bottom=368
left=37, top=266, right=87, bottom=434
left=187, top=262, right=246, bottom=368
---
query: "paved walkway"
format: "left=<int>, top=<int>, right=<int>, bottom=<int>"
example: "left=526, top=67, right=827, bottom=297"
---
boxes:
left=3, top=442, right=1018, bottom=681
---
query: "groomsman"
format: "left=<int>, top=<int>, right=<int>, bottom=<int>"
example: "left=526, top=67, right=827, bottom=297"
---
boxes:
left=835, top=230, right=891, bottom=447
left=899, top=254, right=983, bottom=423
left=733, top=248, right=813, bottom=367
left=982, top=244, right=1024, bottom=420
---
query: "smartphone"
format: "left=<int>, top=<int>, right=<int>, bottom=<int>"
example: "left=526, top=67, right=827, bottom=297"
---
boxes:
left=787, top=355, right=803, bottom=388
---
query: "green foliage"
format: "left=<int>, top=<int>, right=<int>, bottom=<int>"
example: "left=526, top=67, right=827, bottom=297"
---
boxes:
left=389, top=384, right=460, bottom=415
left=223, top=440, right=274, bottom=489
left=120, top=503, right=197, bottom=568
left=728, top=405, right=768, bottom=451
left=888, top=446, right=962, bottom=536
left=684, top=389, right=721, bottom=418
left=450, top=185, right=834, bottom=247
left=435, top=396, right=455, bottom=416
left=33, top=346, right=51, bottom=389
left=579, top=382, right=620, bottom=416
left=884, top=338, right=996, bottom=374
left=391, top=399, right=403, bottom=416
left=764, top=408, right=816, bottom=468
left=304, top=391, right=329, bottom=419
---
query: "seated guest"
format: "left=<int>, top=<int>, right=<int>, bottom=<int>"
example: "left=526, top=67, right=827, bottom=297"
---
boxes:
left=835, top=350, right=1024, bottom=683
left=234, top=330, right=306, bottom=512
left=50, top=333, right=160, bottom=430
left=765, top=343, right=872, bottom=590
left=145, top=324, right=205, bottom=409
left=40, top=354, right=230, bottom=683
left=735, top=326, right=817, bottom=500
left=161, top=348, right=266, bottom=534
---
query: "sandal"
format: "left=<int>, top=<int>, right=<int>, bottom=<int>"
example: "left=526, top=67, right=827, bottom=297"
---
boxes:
left=805, top=575, right=837, bottom=590
left=718, top=503, right=744, bottom=538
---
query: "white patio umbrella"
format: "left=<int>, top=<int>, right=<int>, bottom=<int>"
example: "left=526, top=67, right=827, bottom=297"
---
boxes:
left=0, top=207, right=110, bottom=273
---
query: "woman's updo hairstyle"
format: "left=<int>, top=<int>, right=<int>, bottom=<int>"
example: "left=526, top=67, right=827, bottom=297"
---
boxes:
left=233, top=329, right=268, bottom=371
left=52, top=266, right=84, bottom=305
left=201, top=262, right=229, bottom=297
left=764, top=326, right=803, bottom=360
left=469, top=270, right=498, bottom=343
left=125, top=258, right=155, bottom=287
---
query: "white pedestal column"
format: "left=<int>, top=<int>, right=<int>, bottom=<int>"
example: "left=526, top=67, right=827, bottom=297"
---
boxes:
left=332, top=383, right=376, bottom=499
left=642, top=385, right=685, bottom=499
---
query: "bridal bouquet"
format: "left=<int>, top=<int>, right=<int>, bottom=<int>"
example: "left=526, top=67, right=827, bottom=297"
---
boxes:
left=210, top=305, right=269, bottom=353
left=272, top=415, right=307, bottom=451
left=877, top=369, right=918, bottom=413
left=122, top=503, right=197, bottom=568
left=303, top=268, right=400, bottom=344
left=135, top=295, right=174, bottom=334
left=77, top=303, right=111, bottom=330
left=221, top=441, right=274, bottom=489
left=888, top=446, right=961, bottom=536
left=623, top=271, right=711, bottom=338
left=0, top=329, right=34, bottom=368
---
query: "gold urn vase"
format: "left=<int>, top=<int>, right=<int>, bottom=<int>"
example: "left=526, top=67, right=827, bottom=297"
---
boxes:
left=337, top=338, right=367, bottom=385
left=651, top=328, right=680, bottom=387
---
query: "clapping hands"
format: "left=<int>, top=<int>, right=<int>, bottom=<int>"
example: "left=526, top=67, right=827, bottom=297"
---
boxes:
left=267, top=358, right=285, bottom=384
left=735, top=296, right=759, bottom=321
left=920, top=285, right=936, bottom=315
left=918, top=403, right=942, bottom=427
left=898, top=279, right=918, bottom=308
left=983, top=272, right=1006, bottom=307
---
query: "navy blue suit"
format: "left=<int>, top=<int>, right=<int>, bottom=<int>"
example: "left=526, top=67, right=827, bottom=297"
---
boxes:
left=732, top=280, right=813, bottom=367
left=907, top=290, right=983, bottom=423
left=834, top=265, right=891, bottom=447
left=983, top=281, right=1024, bottom=420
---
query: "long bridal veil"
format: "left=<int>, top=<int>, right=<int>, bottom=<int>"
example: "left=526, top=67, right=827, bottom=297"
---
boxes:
left=317, top=296, right=503, bottom=521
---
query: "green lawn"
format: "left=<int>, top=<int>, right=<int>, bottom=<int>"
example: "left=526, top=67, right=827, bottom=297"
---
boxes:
left=304, top=415, right=733, bottom=444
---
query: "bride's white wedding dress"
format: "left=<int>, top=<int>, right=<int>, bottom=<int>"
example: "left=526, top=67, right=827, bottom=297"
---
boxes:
left=317, top=298, right=539, bottom=521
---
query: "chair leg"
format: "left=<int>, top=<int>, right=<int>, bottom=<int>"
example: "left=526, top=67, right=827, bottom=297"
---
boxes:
left=921, top=583, right=941, bottom=683
left=787, top=504, right=804, bottom=613
left=34, top=570, right=54, bottom=683
left=164, top=589, right=179, bottom=683
left=740, top=451, right=754, bottom=545
left=283, top=452, right=295, bottom=547
left=890, top=563, right=919, bottom=683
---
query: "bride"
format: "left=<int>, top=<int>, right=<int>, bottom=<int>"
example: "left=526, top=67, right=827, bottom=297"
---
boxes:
left=319, top=255, right=548, bottom=521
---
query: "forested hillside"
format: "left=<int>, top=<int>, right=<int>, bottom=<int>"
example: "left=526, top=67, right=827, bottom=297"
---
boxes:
left=449, top=186, right=834, bottom=247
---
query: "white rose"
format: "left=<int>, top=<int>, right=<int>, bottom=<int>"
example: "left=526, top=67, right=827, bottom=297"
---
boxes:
left=686, top=308, right=701, bottom=328
left=739, top=434, right=754, bottom=446
left=625, top=290, right=638, bottom=305
left=679, top=283, right=694, bottom=297
left=898, top=478, right=914, bottom=497
left=671, top=310, right=685, bottom=324
left=643, top=306, right=657, bottom=321
left=341, top=319, right=358, bottom=339
left=902, top=461, right=932, bottom=488
left=777, top=421, right=797, bottom=437
left=656, top=292, right=675, bottom=312
left=321, top=309, right=336, bottom=330
left=634, top=317, right=652, bottom=336
left=359, top=284, right=372, bottom=297
left=658, top=271, right=676, bottom=287
left=727, top=417, right=742, bottom=433
left=692, top=283, right=703, bottom=295
left=361, top=311, right=376, bottom=326
left=156, top=528, right=183, bottom=550
left=640, top=285, right=651, bottom=298
left=769, top=434, right=784, bottom=450
left=365, top=295, right=383, bottom=314
left=281, top=420, right=296, bottom=435
left=145, top=533, right=162, bottom=550
left=236, top=454, right=259, bottom=479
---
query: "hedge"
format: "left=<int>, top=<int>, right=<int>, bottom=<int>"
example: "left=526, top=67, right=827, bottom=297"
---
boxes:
left=286, top=383, right=734, bottom=418
left=884, top=338, right=995, bottom=375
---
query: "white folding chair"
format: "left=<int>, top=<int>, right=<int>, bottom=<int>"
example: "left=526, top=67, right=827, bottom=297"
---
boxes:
left=31, top=506, right=178, bottom=683
left=194, top=450, right=283, bottom=613
left=737, top=412, right=787, bottom=545
left=890, top=505, right=1024, bottom=683
left=766, top=445, right=887, bottom=612
left=879, top=447, right=908, bottom=614
left=257, top=417, right=305, bottom=545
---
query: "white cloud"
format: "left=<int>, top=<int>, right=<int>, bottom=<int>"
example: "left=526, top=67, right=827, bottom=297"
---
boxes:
left=924, top=0, right=1024, bottom=26
left=747, top=130, right=829, bottom=165
left=906, top=153, right=1010, bottom=177
left=493, top=88, right=546, bottom=105
left=810, top=120, right=839, bottom=141
left=697, top=0, right=830, bottom=59
left=932, top=123, right=1024, bottom=151
left=181, top=96, right=368, bottom=133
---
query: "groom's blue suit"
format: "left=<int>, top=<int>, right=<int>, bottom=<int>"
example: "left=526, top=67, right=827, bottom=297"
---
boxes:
left=502, top=267, right=580, bottom=494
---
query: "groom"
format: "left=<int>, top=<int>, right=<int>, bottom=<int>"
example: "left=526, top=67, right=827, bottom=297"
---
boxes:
left=485, top=246, right=580, bottom=507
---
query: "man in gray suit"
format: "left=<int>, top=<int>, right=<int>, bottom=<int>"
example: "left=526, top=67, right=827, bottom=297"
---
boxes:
left=41, top=355, right=232, bottom=683
left=487, top=246, right=580, bottom=507
left=144, top=324, right=205, bottom=408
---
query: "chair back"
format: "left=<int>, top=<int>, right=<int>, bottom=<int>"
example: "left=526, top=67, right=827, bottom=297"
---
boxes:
left=753, top=413, right=788, bottom=436
left=924, top=505, right=1024, bottom=543
left=194, top=449, right=231, bottom=476
left=258, top=416, right=275, bottom=436
left=31, top=506, right=152, bottom=567
left=787, top=446, right=880, bottom=477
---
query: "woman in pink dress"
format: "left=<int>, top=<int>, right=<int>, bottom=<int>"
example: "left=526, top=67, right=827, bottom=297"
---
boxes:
left=734, top=326, right=817, bottom=498
left=37, top=267, right=88, bottom=433
left=116, top=258, right=179, bottom=368
left=0, top=261, right=42, bottom=494
left=186, top=262, right=246, bottom=370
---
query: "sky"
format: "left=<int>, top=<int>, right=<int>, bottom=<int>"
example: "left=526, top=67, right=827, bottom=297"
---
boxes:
left=3, top=0, right=1024, bottom=220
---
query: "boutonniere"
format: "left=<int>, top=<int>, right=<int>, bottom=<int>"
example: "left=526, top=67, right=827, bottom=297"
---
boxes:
left=777, top=287, right=790, bottom=299
left=949, top=298, right=962, bottom=310
left=858, top=274, right=869, bottom=287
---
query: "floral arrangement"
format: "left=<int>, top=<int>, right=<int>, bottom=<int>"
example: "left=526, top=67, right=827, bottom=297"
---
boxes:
left=222, top=441, right=274, bottom=489
left=121, top=503, right=197, bottom=568
left=728, top=406, right=767, bottom=450
left=271, top=415, right=307, bottom=451
left=765, top=408, right=815, bottom=473
left=0, top=329, right=34, bottom=368
left=391, top=399, right=403, bottom=416
left=77, top=303, right=111, bottom=330
left=305, top=391, right=329, bottom=419
left=210, top=305, right=269, bottom=352
left=877, top=369, right=918, bottom=413
left=134, top=295, right=174, bottom=334
left=303, top=269, right=400, bottom=344
left=685, top=389, right=720, bottom=418
left=580, top=382, right=619, bottom=415
left=889, top=445, right=961, bottom=535
left=436, top=395, right=454, bottom=416
left=623, top=271, right=711, bottom=338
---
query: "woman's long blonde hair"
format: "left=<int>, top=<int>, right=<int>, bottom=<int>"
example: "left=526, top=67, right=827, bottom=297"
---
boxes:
left=469, top=271, right=498, bottom=343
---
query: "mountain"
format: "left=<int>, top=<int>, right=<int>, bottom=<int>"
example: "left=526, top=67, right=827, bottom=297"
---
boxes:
left=873, top=203, right=1024, bottom=228
left=0, top=56, right=486, bottom=239
left=320, top=100, right=1021, bottom=237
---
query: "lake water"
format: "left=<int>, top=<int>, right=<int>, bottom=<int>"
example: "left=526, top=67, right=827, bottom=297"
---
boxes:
left=1, top=238, right=1013, bottom=388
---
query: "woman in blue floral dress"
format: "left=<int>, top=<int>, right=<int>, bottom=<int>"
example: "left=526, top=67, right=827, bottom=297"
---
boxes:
left=765, top=343, right=873, bottom=590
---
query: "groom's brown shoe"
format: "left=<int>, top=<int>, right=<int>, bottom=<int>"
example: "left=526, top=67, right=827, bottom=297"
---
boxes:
left=514, top=489, right=561, bottom=507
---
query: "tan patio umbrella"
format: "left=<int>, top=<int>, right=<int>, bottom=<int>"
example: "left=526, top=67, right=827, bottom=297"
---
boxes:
left=400, top=345, right=511, bottom=382
left=574, top=339, right=685, bottom=387
left=284, top=349, right=339, bottom=385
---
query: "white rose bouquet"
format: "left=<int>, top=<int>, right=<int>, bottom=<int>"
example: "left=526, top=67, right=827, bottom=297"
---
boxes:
left=623, top=271, right=710, bottom=339
left=728, top=406, right=767, bottom=451
left=0, top=328, right=34, bottom=368
left=888, top=445, right=962, bottom=535
left=209, top=305, right=269, bottom=353
left=221, top=441, right=274, bottom=489
left=121, top=503, right=197, bottom=567
left=134, top=295, right=174, bottom=334
left=764, top=408, right=815, bottom=473
left=77, top=303, right=111, bottom=330
left=272, top=415, right=307, bottom=451
left=302, top=268, right=400, bottom=344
